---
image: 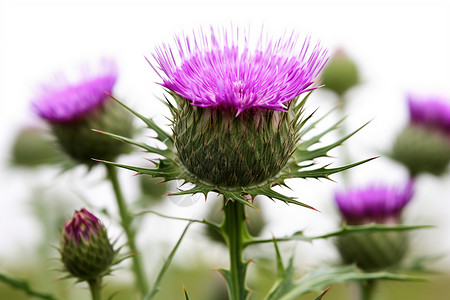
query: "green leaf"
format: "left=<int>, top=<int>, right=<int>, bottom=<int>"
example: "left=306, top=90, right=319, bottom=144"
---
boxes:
left=107, top=93, right=173, bottom=146
left=295, top=122, right=369, bottom=163
left=246, top=223, right=433, bottom=246
left=183, top=286, right=190, bottom=300
left=95, top=159, right=181, bottom=181
left=144, top=223, right=192, bottom=300
left=92, top=129, right=173, bottom=158
left=0, top=272, right=59, bottom=300
left=314, top=288, right=330, bottom=300
left=282, top=157, right=377, bottom=181
left=268, top=265, right=426, bottom=300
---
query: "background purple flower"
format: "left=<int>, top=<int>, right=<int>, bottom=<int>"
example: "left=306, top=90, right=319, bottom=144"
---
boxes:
left=32, top=60, right=117, bottom=123
left=151, top=28, right=329, bottom=114
left=408, top=94, right=450, bottom=135
left=335, top=181, right=414, bottom=225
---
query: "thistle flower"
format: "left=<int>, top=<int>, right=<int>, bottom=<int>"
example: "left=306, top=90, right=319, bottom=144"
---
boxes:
left=60, top=208, right=116, bottom=281
left=391, top=95, right=450, bottom=176
left=335, top=181, right=414, bottom=271
left=100, top=27, right=371, bottom=209
left=152, top=28, right=328, bottom=114
left=31, top=60, right=134, bottom=165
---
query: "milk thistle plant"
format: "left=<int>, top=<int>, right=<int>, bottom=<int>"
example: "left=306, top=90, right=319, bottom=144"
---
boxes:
left=95, top=27, right=398, bottom=299
left=3, top=28, right=426, bottom=300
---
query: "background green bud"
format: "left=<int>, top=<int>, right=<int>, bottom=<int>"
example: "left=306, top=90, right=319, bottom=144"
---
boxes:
left=391, top=125, right=450, bottom=176
left=321, top=49, right=359, bottom=96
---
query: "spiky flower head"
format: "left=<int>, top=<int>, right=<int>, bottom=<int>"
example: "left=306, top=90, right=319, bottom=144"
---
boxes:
left=391, top=95, right=450, bottom=176
left=60, top=208, right=116, bottom=281
left=31, top=59, right=134, bottom=166
left=152, top=28, right=328, bottom=114
left=335, top=181, right=414, bottom=271
left=99, top=27, right=371, bottom=210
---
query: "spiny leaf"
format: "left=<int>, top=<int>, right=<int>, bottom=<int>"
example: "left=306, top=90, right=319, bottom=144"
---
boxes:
left=183, top=286, right=190, bottom=300
left=299, top=104, right=340, bottom=137
left=144, top=223, right=191, bottom=300
left=297, top=118, right=345, bottom=151
left=0, top=272, right=59, bottom=300
left=94, top=159, right=180, bottom=180
left=282, top=157, right=377, bottom=180
left=222, top=191, right=257, bottom=209
left=315, top=288, right=330, bottom=300
left=106, top=92, right=173, bottom=146
left=247, top=186, right=318, bottom=211
left=272, top=265, right=426, bottom=300
left=92, top=129, right=172, bottom=158
left=295, top=122, right=369, bottom=163
left=246, top=223, right=432, bottom=247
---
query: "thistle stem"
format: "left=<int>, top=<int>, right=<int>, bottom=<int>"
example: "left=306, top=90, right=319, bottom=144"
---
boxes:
left=222, top=200, right=249, bottom=300
left=337, top=95, right=351, bottom=184
left=87, top=278, right=102, bottom=300
left=360, top=280, right=377, bottom=300
left=106, top=164, right=148, bottom=297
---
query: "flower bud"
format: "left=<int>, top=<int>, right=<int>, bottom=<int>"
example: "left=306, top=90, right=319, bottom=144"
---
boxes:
left=32, top=60, right=134, bottom=166
left=321, top=49, right=359, bottom=96
left=391, top=95, right=450, bottom=176
left=10, top=126, right=63, bottom=167
left=60, top=208, right=115, bottom=281
left=334, top=181, right=413, bottom=271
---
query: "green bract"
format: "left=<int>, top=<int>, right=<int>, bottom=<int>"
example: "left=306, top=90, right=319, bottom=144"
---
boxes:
left=98, top=92, right=372, bottom=210
left=53, top=98, right=134, bottom=166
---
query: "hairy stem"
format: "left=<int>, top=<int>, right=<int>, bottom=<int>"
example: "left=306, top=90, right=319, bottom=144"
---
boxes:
left=106, top=164, right=148, bottom=296
left=360, top=280, right=377, bottom=300
left=222, top=200, right=250, bottom=300
left=88, top=278, right=102, bottom=300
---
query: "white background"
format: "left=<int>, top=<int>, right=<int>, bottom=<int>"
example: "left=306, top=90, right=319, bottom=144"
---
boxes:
left=1, top=0, right=450, bottom=272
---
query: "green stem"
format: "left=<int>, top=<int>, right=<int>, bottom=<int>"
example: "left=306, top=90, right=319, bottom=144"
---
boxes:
left=337, top=95, right=351, bottom=184
left=106, top=164, right=148, bottom=296
left=360, top=280, right=377, bottom=300
left=88, top=278, right=102, bottom=300
left=222, top=200, right=249, bottom=300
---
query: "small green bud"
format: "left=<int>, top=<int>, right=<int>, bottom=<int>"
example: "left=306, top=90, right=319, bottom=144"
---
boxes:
left=336, top=231, right=408, bottom=271
left=10, top=126, right=64, bottom=167
left=391, top=125, right=450, bottom=176
left=321, top=49, right=359, bottom=96
left=60, top=208, right=115, bottom=281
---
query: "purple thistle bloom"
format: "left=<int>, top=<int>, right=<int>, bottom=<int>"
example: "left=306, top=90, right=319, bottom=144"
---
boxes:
left=32, top=60, right=117, bottom=123
left=335, top=181, right=414, bottom=225
left=64, top=208, right=102, bottom=245
left=150, top=27, right=329, bottom=114
left=408, top=94, right=450, bottom=135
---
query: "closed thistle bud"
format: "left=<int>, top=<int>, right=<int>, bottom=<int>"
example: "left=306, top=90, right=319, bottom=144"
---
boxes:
left=32, top=60, right=134, bottom=166
left=391, top=95, right=450, bottom=176
left=334, top=181, right=414, bottom=271
left=321, top=49, right=359, bottom=96
left=60, top=208, right=115, bottom=281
